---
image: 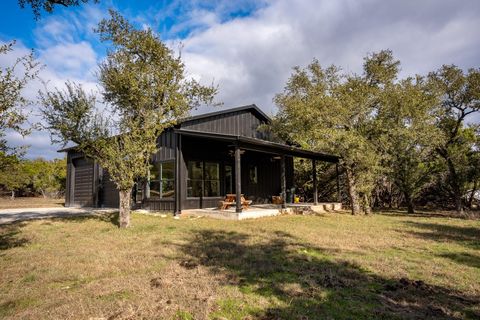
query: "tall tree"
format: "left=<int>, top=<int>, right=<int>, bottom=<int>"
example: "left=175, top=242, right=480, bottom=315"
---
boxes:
left=273, top=51, right=399, bottom=215
left=429, top=65, right=480, bottom=214
left=40, top=10, right=216, bottom=227
left=18, top=0, right=99, bottom=19
left=376, top=76, right=441, bottom=213
left=0, top=41, right=40, bottom=170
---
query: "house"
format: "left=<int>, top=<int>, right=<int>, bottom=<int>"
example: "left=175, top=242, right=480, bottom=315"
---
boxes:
left=60, top=105, right=340, bottom=215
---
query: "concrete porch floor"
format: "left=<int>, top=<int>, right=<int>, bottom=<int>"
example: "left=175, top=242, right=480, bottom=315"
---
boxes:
left=181, top=202, right=342, bottom=220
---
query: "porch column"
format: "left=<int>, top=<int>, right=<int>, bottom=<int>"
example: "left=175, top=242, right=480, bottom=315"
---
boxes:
left=235, top=145, right=242, bottom=213
left=174, top=133, right=182, bottom=216
left=336, top=163, right=341, bottom=203
left=312, top=159, right=318, bottom=205
left=281, top=155, right=286, bottom=209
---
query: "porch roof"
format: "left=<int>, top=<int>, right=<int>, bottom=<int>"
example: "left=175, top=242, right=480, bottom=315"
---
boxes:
left=175, top=129, right=339, bottom=163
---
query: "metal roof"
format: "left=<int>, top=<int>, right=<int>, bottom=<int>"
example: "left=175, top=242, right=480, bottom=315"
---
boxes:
left=179, top=104, right=271, bottom=124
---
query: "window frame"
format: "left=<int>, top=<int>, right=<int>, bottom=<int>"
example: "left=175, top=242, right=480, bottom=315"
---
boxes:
left=147, top=160, right=175, bottom=200
left=186, top=160, right=221, bottom=199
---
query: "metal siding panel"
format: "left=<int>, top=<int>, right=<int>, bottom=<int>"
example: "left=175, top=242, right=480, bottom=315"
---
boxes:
left=73, top=158, right=94, bottom=207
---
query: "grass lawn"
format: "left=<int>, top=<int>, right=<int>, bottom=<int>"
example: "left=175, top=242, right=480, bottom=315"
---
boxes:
left=0, top=211, right=479, bottom=319
left=0, top=197, right=65, bottom=209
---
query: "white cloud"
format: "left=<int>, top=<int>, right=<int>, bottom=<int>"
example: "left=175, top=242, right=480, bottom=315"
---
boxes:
left=4, top=0, right=480, bottom=159
left=178, top=0, right=480, bottom=115
left=38, top=41, right=97, bottom=79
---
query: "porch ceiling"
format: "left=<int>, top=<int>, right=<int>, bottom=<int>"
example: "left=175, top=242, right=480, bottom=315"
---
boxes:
left=175, top=129, right=339, bottom=163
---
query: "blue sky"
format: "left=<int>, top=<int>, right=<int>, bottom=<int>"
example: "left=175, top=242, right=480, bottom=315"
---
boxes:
left=1, top=0, right=479, bottom=160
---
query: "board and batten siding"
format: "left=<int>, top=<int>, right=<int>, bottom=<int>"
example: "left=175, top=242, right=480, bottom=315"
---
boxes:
left=180, top=109, right=271, bottom=140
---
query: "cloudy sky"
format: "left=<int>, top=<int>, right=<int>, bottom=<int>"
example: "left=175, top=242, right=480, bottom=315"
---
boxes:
left=1, top=0, right=479, bottom=159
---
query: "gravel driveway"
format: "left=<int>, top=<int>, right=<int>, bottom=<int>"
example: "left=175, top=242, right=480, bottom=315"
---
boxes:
left=0, top=207, right=96, bottom=224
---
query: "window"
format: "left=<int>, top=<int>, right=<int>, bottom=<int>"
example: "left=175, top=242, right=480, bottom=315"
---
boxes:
left=148, top=161, right=175, bottom=199
left=187, top=161, right=220, bottom=197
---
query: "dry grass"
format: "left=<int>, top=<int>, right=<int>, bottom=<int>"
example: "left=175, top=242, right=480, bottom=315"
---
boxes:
left=0, top=197, right=65, bottom=209
left=0, top=211, right=479, bottom=319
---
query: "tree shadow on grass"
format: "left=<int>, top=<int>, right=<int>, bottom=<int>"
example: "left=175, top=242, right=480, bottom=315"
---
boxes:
left=402, top=221, right=480, bottom=250
left=439, top=252, right=480, bottom=269
left=0, top=222, right=29, bottom=251
left=378, top=209, right=477, bottom=220
left=173, top=229, right=479, bottom=319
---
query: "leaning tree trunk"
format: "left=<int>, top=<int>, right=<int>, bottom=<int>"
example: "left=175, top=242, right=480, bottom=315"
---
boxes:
left=345, top=167, right=361, bottom=215
left=10, top=190, right=15, bottom=200
left=404, top=192, right=415, bottom=214
left=118, top=189, right=132, bottom=228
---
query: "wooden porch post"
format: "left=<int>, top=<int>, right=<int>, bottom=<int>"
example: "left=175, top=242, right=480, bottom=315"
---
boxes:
left=281, top=155, right=286, bottom=209
left=336, top=163, right=341, bottom=203
left=312, top=159, right=318, bottom=205
left=235, top=145, right=242, bottom=213
left=174, top=133, right=182, bottom=216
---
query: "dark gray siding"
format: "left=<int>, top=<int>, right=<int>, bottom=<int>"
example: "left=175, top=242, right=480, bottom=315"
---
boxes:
left=180, top=109, right=271, bottom=140
left=100, top=170, right=119, bottom=208
left=154, top=129, right=176, bottom=161
left=72, top=157, right=94, bottom=207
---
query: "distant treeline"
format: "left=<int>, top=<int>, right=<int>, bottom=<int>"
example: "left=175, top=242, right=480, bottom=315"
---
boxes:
left=0, top=157, right=66, bottom=199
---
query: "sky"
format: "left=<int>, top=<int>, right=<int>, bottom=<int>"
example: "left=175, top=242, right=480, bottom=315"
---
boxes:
left=0, top=0, right=479, bottom=160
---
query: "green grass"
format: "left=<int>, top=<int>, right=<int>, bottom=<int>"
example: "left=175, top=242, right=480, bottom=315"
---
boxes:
left=0, top=211, right=479, bottom=319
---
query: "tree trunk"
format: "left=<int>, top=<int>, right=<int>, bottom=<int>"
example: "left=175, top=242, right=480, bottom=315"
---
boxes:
left=404, top=192, right=415, bottom=214
left=10, top=190, right=15, bottom=200
left=441, top=151, right=464, bottom=215
left=119, top=189, right=132, bottom=228
left=345, top=167, right=361, bottom=215
left=362, top=193, right=372, bottom=215
left=468, top=181, right=477, bottom=209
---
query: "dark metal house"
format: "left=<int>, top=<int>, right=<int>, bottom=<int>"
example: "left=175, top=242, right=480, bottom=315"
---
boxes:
left=61, top=105, right=339, bottom=214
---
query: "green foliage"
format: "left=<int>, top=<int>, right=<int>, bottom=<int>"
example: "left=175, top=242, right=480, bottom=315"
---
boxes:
left=0, top=157, right=66, bottom=198
left=273, top=50, right=399, bottom=214
left=40, top=10, right=217, bottom=227
left=274, top=51, right=480, bottom=213
left=429, top=65, right=480, bottom=213
left=375, top=76, right=441, bottom=212
left=0, top=41, right=41, bottom=170
left=18, top=0, right=99, bottom=19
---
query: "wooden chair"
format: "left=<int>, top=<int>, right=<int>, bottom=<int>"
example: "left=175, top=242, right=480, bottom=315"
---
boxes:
left=218, top=194, right=252, bottom=210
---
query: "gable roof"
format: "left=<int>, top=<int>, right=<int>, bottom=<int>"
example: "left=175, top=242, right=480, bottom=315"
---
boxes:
left=179, top=104, right=271, bottom=124
left=58, top=104, right=272, bottom=153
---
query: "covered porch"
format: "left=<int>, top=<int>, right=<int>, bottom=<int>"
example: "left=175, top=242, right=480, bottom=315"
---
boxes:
left=174, top=129, right=341, bottom=215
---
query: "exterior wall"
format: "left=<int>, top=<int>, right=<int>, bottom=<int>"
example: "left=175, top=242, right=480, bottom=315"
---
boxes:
left=143, top=129, right=176, bottom=210
left=65, top=150, right=98, bottom=207
left=180, top=109, right=271, bottom=141
left=64, top=108, right=296, bottom=210
left=99, top=169, right=119, bottom=208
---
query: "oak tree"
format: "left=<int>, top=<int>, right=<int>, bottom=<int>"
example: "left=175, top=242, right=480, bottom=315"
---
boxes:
left=40, top=10, right=216, bottom=227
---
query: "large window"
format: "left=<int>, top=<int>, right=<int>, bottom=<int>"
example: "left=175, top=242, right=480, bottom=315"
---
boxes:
left=148, top=161, right=175, bottom=199
left=187, top=161, right=220, bottom=197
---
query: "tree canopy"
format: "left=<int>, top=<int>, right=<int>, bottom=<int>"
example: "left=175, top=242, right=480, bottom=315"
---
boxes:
left=40, top=10, right=217, bottom=227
